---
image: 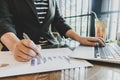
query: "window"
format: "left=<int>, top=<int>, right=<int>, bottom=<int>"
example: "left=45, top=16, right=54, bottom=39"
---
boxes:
left=101, top=0, right=120, bottom=40
left=58, top=0, right=92, bottom=37
left=58, top=0, right=120, bottom=41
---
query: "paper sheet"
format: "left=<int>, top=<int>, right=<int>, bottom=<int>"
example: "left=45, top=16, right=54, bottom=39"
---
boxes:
left=0, top=48, right=93, bottom=78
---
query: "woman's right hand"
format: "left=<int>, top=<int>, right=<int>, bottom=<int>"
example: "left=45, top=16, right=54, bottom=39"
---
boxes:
left=0, top=32, right=41, bottom=62
left=12, top=39, right=41, bottom=62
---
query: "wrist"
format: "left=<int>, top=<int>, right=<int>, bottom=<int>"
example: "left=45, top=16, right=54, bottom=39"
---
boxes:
left=0, top=32, right=20, bottom=51
left=66, top=30, right=82, bottom=41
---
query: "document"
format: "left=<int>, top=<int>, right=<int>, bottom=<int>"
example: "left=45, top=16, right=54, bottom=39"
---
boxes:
left=0, top=48, right=93, bottom=78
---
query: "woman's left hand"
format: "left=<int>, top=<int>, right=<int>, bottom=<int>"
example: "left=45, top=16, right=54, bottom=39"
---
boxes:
left=78, top=37, right=106, bottom=47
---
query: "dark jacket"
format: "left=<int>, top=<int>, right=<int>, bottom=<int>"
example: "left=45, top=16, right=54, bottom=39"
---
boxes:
left=0, top=0, right=71, bottom=44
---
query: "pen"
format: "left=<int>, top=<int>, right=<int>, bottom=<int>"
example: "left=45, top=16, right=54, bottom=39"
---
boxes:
left=23, top=33, right=44, bottom=63
left=0, top=64, right=9, bottom=68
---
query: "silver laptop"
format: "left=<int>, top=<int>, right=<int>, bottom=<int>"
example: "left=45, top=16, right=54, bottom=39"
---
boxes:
left=69, top=43, right=120, bottom=64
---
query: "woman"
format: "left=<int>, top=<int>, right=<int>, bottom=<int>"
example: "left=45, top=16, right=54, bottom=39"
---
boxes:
left=0, top=0, right=105, bottom=62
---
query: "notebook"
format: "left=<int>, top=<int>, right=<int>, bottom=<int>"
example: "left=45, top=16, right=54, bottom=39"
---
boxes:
left=69, top=43, right=120, bottom=64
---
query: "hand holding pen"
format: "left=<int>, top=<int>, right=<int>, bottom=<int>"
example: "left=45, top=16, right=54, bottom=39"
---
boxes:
left=8, top=32, right=43, bottom=62
left=23, top=33, right=44, bottom=63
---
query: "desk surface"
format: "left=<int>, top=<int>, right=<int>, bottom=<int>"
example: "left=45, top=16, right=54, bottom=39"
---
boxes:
left=1, top=61, right=120, bottom=80
left=86, top=61, right=120, bottom=80
left=1, top=42, right=120, bottom=80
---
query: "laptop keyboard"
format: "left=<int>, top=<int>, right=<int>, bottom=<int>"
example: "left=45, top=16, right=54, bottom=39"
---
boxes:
left=95, top=43, right=120, bottom=59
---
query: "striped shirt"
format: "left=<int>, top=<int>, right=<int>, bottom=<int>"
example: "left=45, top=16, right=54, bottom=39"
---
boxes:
left=33, top=0, right=49, bottom=24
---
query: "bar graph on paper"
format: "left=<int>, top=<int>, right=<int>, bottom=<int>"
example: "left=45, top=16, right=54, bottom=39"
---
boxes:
left=31, top=56, right=70, bottom=66
left=31, top=55, right=87, bottom=80
left=0, top=48, right=93, bottom=78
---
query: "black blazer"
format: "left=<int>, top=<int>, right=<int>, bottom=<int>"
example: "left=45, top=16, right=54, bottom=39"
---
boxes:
left=0, top=0, right=71, bottom=43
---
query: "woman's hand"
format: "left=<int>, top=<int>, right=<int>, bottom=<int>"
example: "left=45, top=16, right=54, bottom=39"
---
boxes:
left=12, top=39, right=41, bottom=62
left=0, top=32, right=41, bottom=62
left=65, top=29, right=106, bottom=47
left=78, top=37, right=105, bottom=47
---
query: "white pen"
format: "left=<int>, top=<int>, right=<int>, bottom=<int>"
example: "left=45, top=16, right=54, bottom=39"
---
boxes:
left=23, top=33, right=44, bottom=63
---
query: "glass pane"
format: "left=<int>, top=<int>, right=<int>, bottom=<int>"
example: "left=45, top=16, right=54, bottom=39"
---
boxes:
left=58, top=0, right=92, bottom=37
left=101, top=0, right=120, bottom=40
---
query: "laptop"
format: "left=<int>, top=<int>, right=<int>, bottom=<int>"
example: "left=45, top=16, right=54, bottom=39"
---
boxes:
left=69, top=43, right=120, bottom=64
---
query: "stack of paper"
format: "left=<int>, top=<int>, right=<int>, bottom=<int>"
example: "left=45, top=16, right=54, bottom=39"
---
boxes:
left=0, top=48, right=93, bottom=78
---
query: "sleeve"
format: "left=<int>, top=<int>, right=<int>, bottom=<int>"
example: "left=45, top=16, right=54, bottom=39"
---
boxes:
left=0, top=0, right=16, bottom=38
left=52, top=1, right=72, bottom=37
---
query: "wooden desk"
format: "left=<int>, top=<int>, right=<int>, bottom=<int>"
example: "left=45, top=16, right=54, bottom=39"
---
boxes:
left=1, top=61, right=120, bottom=80
left=1, top=42, right=120, bottom=80
left=86, top=61, right=120, bottom=80
left=0, top=71, right=61, bottom=80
